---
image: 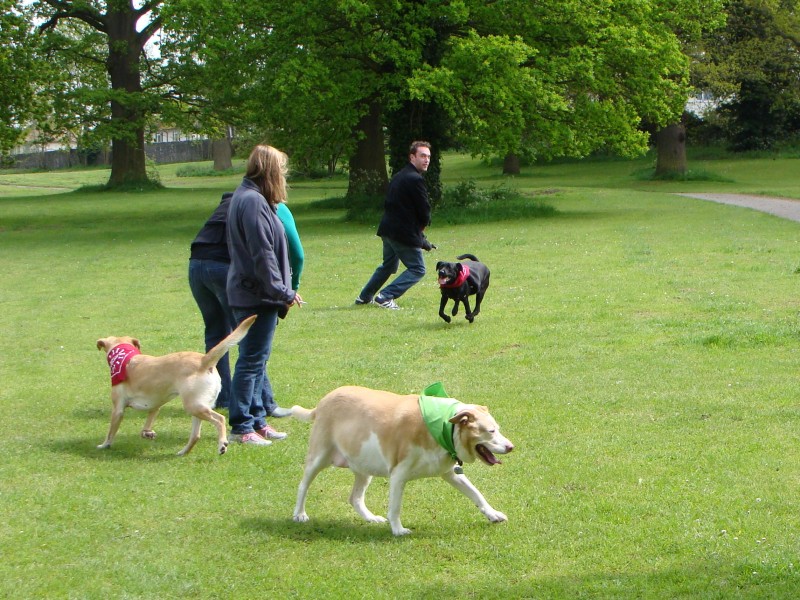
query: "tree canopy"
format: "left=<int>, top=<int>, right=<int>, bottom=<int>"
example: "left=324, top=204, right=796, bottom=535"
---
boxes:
left=4, top=0, right=736, bottom=189
left=162, top=0, right=707, bottom=196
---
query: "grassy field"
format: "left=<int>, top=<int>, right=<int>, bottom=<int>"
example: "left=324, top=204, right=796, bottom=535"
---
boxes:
left=1, top=153, right=799, bottom=598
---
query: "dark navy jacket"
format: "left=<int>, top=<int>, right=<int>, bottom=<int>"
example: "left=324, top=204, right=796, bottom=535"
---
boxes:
left=376, top=162, right=431, bottom=248
left=225, top=178, right=295, bottom=310
left=190, top=193, right=233, bottom=263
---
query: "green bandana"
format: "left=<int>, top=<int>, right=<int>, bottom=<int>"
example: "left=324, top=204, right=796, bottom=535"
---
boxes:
left=418, top=382, right=464, bottom=462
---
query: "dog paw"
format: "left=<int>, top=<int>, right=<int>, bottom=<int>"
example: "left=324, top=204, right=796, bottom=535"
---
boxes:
left=219, top=443, right=228, bottom=455
left=466, top=315, right=475, bottom=323
left=392, top=526, right=412, bottom=536
left=141, top=430, right=156, bottom=440
left=484, top=509, right=508, bottom=523
left=293, top=513, right=310, bottom=523
left=366, top=515, right=388, bottom=524
left=440, top=314, right=451, bottom=323
left=97, top=442, right=110, bottom=449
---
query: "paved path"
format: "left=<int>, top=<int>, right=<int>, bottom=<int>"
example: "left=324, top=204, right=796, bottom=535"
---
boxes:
left=676, top=193, right=800, bottom=223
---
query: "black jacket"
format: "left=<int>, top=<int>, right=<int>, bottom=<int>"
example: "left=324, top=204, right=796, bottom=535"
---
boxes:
left=190, top=193, right=233, bottom=263
left=376, top=163, right=431, bottom=247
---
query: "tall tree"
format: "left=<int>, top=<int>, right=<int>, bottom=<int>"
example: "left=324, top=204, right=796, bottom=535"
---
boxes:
left=698, top=0, right=800, bottom=151
left=166, top=0, right=725, bottom=194
left=0, top=1, right=41, bottom=156
left=32, top=0, right=163, bottom=186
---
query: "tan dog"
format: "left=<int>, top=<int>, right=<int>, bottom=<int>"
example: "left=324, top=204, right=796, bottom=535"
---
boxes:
left=290, top=385, right=514, bottom=535
left=96, top=315, right=256, bottom=456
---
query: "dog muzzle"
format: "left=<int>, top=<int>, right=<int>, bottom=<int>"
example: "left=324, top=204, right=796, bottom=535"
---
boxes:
left=439, top=265, right=470, bottom=288
left=107, top=344, right=140, bottom=386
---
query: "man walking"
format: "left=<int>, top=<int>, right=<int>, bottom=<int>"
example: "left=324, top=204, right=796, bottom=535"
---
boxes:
left=356, top=141, right=434, bottom=309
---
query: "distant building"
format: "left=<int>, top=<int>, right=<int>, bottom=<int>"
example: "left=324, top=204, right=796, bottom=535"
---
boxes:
left=686, top=91, right=719, bottom=117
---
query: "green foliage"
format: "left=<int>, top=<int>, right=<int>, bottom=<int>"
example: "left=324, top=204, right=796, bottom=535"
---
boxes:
left=175, top=164, right=241, bottom=178
left=695, top=0, right=800, bottom=151
left=0, top=1, right=41, bottom=155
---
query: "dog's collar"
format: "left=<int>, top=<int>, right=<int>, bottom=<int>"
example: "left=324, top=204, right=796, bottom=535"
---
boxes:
left=440, top=264, right=470, bottom=289
left=418, top=382, right=464, bottom=464
left=107, top=344, right=140, bottom=386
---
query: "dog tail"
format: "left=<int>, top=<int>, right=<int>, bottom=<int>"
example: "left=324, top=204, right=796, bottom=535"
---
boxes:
left=289, top=406, right=315, bottom=422
left=199, top=315, right=257, bottom=372
left=457, top=253, right=479, bottom=262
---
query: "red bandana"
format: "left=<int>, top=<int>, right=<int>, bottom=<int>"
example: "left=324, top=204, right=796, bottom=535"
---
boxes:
left=440, top=264, right=470, bottom=289
left=107, top=344, right=140, bottom=386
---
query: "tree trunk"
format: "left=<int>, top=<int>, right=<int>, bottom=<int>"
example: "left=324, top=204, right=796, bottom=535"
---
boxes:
left=655, top=123, right=687, bottom=177
left=212, top=135, right=233, bottom=171
left=347, top=101, right=388, bottom=198
left=503, top=153, right=520, bottom=175
left=105, top=8, right=149, bottom=187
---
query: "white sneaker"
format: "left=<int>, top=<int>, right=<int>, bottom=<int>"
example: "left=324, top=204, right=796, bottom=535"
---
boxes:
left=374, top=296, right=399, bottom=309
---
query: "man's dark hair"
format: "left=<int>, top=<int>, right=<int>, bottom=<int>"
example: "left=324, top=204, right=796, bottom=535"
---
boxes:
left=409, top=141, right=431, bottom=155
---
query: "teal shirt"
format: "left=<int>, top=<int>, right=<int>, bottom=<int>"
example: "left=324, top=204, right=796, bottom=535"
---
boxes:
left=276, top=203, right=304, bottom=290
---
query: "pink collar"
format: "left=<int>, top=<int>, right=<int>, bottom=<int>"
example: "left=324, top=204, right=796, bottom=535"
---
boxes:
left=440, top=264, right=470, bottom=288
left=107, top=344, right=140, bottom=385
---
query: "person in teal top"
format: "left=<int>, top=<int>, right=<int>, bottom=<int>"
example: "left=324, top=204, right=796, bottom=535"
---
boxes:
left=276, top=202, right=304, bottom=291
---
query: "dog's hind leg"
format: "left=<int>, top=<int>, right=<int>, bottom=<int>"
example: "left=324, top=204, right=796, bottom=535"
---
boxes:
left=441, top=470, right=507, bottom=524
left=177, top=416, right=202, bottom=456
left=293, top=453, right=332, bottom=523
left=349, top=473, right=387, bottom=523
left=141, top=406, right=162, bottom=440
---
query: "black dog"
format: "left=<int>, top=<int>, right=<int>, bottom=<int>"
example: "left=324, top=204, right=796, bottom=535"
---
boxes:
left=436, top=254, right=490, bottom=323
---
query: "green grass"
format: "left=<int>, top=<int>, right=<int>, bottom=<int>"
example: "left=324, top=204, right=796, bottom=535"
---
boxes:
left=2, top=154, right=800, bottom=598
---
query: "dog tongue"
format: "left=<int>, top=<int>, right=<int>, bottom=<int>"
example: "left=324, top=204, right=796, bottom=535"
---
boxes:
left=476, top=444, right=501, bottom=465
left=438, top=276, right=449, bottom=286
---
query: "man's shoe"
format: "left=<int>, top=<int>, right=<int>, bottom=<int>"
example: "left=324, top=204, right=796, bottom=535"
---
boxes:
left=257, top=424, right=288, bottom=440
left=232, top=432, right=272, bottom=446
left=354, top=296, right=372, bottom=305
left=374, top=295, right=399, bottom=309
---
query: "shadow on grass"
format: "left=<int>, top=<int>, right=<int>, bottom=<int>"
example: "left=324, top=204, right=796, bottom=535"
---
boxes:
left=50, top=435, right=183, bottom=462
left=240, top=515, right=425, bottom=542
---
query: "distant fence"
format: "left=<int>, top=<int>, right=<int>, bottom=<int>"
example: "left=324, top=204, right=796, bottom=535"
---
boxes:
left=3, top=139, right=211, bottom=170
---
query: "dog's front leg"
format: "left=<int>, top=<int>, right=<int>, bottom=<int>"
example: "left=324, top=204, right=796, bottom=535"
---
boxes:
left=98, top=393, right=125, bottom=449
left=441, top=470, right=507, bottom=524
left=439, top=295, right=451, bottom=323
left=387, top=470, right=412, bottom=535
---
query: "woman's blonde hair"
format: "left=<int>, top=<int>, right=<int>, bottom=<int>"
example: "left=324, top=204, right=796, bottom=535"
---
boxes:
left=245, top=145, right=288, bottom=205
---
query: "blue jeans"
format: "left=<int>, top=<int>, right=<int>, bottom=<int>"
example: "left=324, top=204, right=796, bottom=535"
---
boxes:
left=189, top=259, right=235, bottom=408
left=229, top=306, right=279, bottom=435
left=358, top=237, right=426, bottom=301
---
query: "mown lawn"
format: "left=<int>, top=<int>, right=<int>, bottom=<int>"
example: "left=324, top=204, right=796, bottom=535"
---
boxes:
left=1, top=153, right=799, bottom=598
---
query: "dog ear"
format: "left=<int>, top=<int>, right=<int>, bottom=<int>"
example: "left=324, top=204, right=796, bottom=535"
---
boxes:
left=435, top=261, right=444, bottom=270
left=449, top=409, right=476, bottom=426
left=96, top=339, right=106, bottom=351
left=131, top=338, right=141, bottom=350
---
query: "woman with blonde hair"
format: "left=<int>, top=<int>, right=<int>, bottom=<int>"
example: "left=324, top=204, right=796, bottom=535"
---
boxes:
left=226, top=145, right=303, bottom=446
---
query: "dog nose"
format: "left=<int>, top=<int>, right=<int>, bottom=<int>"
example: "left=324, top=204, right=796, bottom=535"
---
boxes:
left=505, top=443, right=514, bottom=453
